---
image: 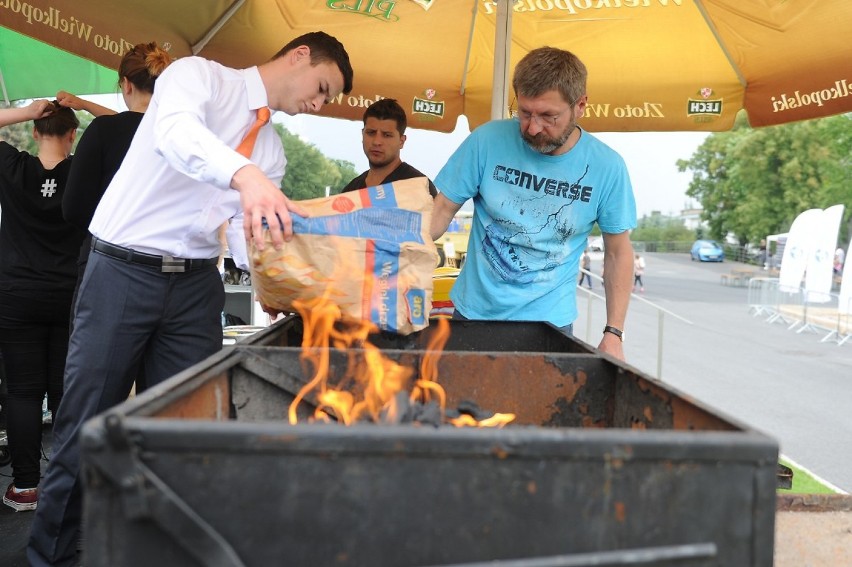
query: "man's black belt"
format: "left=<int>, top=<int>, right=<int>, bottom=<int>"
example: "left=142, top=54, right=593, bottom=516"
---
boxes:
left=92, top=238, right=219, bottom=273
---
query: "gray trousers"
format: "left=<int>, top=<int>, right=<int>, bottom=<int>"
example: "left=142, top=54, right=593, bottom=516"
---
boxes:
left=27, top=250, right=225, bottom=567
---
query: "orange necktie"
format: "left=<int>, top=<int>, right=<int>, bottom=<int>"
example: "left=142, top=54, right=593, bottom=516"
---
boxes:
left=235, top=106, right=271, bottom=158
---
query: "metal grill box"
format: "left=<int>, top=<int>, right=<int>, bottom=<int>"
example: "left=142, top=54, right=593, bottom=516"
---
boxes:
left=81, top=324, right=777, bottom=567
left=240, top=314, right=595, bottom=353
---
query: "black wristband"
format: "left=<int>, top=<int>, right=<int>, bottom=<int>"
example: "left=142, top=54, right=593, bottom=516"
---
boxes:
left=603, top=325, right=624, bottom=342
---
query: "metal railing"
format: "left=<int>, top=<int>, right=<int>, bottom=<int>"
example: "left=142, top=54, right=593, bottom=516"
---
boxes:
left=631, top=241, right=767, bottom=266
left=575, top=269, right=692, bottom=379
left=747, top=277, right=850, bottom=345
left=632, top=241, right=692, bottom=254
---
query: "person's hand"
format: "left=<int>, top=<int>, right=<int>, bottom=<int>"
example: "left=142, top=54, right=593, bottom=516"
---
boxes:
left=597, top=332, right=625, bottom=361
left=26, top=99, right=55, bottom=120
left=231, top=164, right=309, bottom=251
left=56, top=92, right=115, bottom=117
left=56, top=91, right=86, bottom=111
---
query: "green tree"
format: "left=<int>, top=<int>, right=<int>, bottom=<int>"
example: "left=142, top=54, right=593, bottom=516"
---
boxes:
left=678, top=113, right=852, bottom=246
left=276, top=125, right=359, bottom=201
left=631, top=213, right=695, bottom=243
left=0, top=101, right=96, bottom=154
left=75, top=112, right=96, bottom=147
left=0, top=108, right=37, bottom=153
left=0, top=123, right=36, bottom=153
left=328, top=158, right=359, bottom=194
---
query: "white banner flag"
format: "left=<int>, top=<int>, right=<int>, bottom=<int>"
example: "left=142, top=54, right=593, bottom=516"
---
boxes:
left=778, top=209, right=822, bottom=294
left=804, top=204, right=844, bottom=303
left=839, top=243, right=852, bottom=315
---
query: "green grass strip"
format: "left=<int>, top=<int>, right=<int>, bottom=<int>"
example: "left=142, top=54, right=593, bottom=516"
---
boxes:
left=778, top=458, right=839, bottom=495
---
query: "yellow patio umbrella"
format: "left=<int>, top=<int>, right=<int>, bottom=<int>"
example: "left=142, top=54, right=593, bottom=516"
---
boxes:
left=2, top=0, right=850, bottom=133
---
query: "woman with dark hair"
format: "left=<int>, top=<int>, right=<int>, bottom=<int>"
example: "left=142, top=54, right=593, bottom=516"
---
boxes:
left=62, top=42, right=174, bottom=289
left=0, top=97, right=111, bottom=511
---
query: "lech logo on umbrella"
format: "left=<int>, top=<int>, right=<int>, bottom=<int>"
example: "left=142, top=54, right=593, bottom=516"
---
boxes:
left=412, top=88, right=444, bottom=120
left=687, top=87, right=722, bottom=118
left=410, top=0, right=435, bottom=10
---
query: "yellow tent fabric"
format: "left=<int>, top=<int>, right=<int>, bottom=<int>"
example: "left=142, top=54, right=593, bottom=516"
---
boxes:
left=2, top=0, right=850, bottom=132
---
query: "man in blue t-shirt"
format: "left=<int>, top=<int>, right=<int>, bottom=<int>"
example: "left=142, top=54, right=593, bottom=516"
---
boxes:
left=431, top=47, right=637, bottom=360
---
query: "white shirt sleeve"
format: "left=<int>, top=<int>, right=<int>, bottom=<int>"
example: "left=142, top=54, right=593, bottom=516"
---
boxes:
left=225, top=214, right=250, bottom=271
left=151, top=58, right=252, bottom=190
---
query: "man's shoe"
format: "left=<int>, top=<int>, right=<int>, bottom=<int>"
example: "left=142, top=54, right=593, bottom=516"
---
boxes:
left=3, top=482, right=38, bottom=511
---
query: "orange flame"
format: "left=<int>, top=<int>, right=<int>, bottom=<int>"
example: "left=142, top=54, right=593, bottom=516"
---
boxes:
left=411, top=317, right=450, bottom=409
left=288, top=296, right=513, bottom=428
left=448, top=412, right=517, bottom=428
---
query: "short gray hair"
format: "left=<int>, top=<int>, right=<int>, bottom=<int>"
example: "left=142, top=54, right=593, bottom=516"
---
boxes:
left=512, top=47, right=587, bottom=105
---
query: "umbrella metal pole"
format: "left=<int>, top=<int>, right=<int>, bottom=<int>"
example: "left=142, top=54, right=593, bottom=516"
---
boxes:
left=459, top=0, right=478, bottom=96
left=491, top=0, right=512, bottom=121
left=0, top=67, right=9, bottom=106
left=193, top=0, right=246, bottom=55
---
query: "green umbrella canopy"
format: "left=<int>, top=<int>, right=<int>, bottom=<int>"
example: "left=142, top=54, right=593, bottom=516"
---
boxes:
left=0, top=27, right=118, bottom=104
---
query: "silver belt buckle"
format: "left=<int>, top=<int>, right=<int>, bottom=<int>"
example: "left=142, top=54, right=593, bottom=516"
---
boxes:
left=161, top=255, right=186, bottom=273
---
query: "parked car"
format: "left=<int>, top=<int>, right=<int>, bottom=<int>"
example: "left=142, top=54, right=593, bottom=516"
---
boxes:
left=690, top=239, right=725, bottom=262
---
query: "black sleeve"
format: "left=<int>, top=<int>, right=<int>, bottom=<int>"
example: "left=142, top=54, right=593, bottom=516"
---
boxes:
left=341, top=172, right=368, bottom=193
left=63, top=118, right=107, bottom=230
left=391, top=163, right=438, bottom=198
left=427, top=178, right=438, bottom=198
left=0, top=142, right=22, bottom=182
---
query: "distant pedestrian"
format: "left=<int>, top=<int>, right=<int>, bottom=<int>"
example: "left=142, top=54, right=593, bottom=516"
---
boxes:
left=578, top=249, right=592, bottom=288
left=633, top=253, right=645, bottom=292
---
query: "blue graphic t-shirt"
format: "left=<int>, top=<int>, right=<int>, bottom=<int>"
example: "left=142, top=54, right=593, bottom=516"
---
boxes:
left=434, top=119, right=636, bottom=326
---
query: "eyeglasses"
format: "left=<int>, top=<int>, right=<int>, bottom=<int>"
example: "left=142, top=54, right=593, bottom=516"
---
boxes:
left=514, top=109, right=566, bottom=127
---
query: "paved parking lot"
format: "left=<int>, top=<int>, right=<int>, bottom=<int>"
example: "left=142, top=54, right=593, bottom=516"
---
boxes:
left=575, top=252, right=852, bottom=492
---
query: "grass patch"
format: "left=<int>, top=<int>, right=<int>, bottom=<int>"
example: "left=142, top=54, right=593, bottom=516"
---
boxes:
left=778, top=458, right=838, bottom=494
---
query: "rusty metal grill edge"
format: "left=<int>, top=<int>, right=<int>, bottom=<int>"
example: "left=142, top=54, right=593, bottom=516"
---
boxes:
left=80, top=318, right=778, bottom=567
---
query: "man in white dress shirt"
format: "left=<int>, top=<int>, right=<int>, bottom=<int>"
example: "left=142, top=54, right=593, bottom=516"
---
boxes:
left=28, top=31, right=354, bottom=567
